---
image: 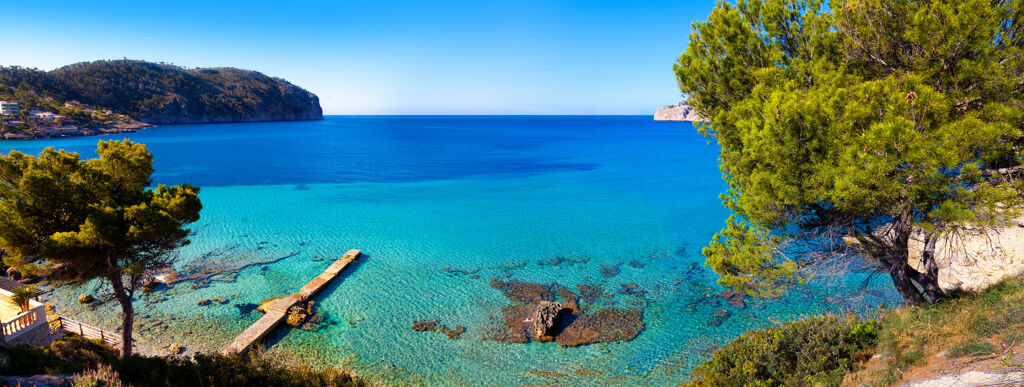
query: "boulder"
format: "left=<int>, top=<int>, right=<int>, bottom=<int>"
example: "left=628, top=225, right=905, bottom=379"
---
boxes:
left=532, top=301, right=568, bottom=342
left=168, top=343, right=185, bottom=355
left=142, top=277, right=159, bottom=292
left=285, top=303, right=311, bottom=327
left=78, top=294, right=94, bottom=303
left=6, top=267, right=20, bottom=281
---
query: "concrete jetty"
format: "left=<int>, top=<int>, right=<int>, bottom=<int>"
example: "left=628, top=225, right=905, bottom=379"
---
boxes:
left=220, top=249, right=361, bottom=355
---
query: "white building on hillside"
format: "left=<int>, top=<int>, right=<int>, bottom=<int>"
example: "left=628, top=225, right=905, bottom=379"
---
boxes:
left=0, top=102, right=19, bottom=116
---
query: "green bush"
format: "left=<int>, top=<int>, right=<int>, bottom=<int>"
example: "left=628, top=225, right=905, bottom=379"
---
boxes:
left=687, top=315, right=879, bottom=387
left=0, top=334, right=364, bottom=387
left=116, top=350, right=364, bottom=387
left=0, top=334, right=114, bottom=375
left=947, top=341, right=996, bottom=358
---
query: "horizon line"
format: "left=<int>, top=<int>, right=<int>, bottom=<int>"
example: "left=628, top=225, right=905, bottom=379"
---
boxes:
left=322, top=113, right=658, bottom=116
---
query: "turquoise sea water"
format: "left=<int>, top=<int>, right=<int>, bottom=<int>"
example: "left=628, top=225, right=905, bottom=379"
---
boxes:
left=4, top=116, right=901, bottom=385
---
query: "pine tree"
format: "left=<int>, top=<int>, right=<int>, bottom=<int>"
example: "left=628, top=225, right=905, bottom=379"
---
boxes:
left=0, top=140, right=201, bottom=355
left=676, top=0, right=1024, bottom=304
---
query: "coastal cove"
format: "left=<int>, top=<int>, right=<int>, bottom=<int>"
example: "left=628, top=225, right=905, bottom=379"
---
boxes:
left=4, top=116, right=903, bottom=385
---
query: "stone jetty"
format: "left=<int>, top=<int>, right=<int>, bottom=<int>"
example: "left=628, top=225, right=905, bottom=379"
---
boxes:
left=219, top=249, right=361, bottom=354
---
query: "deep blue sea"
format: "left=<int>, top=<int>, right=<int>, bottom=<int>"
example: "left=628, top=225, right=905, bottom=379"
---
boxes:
left=3, top=116, right=901, bottom=386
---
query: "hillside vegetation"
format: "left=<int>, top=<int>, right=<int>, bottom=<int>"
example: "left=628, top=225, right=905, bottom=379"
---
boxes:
left=0, top=60, right=323, bottom=124
left=0, top=334, right=365, bottom=387
left=686, top=276, right=1024, bottom=386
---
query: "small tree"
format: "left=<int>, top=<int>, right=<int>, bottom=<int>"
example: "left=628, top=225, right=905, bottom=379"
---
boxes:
left=10, top=285, right=36, bottom=313
left=676, top=0, right=1024, bottom=304
left=0, top=139, right=201, bottom=356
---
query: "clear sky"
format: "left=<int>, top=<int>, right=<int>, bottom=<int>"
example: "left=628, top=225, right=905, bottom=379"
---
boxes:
left=0, top=1, right=715, bottom=115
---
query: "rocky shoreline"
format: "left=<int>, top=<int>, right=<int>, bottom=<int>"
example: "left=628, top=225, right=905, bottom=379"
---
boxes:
left=1, top=121, right=154, bottom=140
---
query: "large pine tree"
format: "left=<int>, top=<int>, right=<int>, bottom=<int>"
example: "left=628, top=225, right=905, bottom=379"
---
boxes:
left=0, top=140, right=201, bottom=356
left=677, top=0, right=1024, bottom=304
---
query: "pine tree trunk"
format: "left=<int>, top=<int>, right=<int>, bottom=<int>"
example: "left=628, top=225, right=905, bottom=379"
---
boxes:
left=917, top=235, right=946, bottom=302
left=109, top=275, right=134, bottom=357
left=889, top=257, right=926, bottom=305
left=887, top=216, right=927, bottom=305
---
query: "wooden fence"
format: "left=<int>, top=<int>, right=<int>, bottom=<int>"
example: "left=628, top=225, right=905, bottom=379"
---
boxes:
left=50, top=316, right=123, bottom=348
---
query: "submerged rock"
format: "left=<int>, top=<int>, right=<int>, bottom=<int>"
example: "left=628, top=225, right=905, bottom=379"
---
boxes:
left=412, top=319, right=465, bottom=340
left=489, top=278, right=554, bottom=303
left=619, top=283, right=646, bottom=297
left=555, top=308, right=644, bottom=347
left=728, top=298, right=746, bottom=309
left=412, top=319, right=439, bottom=332
left=576, top=284, right=605, bottom=302
left=599, top=264, right=621, bottom=279
left=440, top=325, right=466, bottom=339
left=488, top=277, right=646, bottom=347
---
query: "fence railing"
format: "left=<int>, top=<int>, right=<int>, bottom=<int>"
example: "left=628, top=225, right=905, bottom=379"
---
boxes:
left=50, top=316, right=123, bottom=348
left=0, top=303, right=46, bottom=341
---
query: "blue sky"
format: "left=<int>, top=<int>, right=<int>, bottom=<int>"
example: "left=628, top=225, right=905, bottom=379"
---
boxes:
left=0, top=1, right=715, bottom=115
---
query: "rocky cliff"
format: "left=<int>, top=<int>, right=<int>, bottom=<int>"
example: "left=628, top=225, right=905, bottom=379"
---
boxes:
left=654, top=102, right=704, bottom=122
left=907, top=217, right=1024, bottom=292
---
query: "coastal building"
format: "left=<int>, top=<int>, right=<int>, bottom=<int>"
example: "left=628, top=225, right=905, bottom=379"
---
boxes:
left=0, top=277, right=48, bottom=345
left=0, top=102, right=19, bottom=116
left=33, top=112, right=56, bottom=120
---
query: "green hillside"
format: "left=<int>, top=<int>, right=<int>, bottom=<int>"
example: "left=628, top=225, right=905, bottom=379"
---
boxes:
left=0, top=60, right=323, bottom=125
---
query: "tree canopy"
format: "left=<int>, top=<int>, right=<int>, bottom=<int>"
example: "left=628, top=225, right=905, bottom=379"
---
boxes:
left=676, top=0, right=1024, bottom=304
left=0, top=140, right=201, bottom=355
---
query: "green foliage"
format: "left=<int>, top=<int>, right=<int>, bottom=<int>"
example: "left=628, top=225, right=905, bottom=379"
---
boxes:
left=116, top=349, right=364, bottom=387
left=947, top=341, right=996, bottom=358
left=0, top=60, right=321, bottom=125
left=0, top=140, right=201, bottom=356
left=0, top=334, right=117, bottom=375
left=677, top=0, right=1024, bottom=303
left=72, top=364, right=130, bottom=387
left=687, top=315, right=879, bottom=387
left=0, top=335, right=365, bottom=387
left=9, top=285, right=37, bottom=312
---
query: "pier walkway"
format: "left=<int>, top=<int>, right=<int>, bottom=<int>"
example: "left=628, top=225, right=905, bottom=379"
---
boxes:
left=219, top=249, right=361, bottom=355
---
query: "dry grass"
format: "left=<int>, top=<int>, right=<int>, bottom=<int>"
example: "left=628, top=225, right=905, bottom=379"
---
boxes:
left=843, top=276, right=1024, bottom=386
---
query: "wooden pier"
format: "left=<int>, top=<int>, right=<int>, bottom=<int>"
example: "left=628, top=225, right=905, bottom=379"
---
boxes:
left=219, top=249, right=361, bottom=355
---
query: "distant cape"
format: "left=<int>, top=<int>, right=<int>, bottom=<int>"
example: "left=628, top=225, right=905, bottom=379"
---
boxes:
left=654, top=103, right=704, bottom=122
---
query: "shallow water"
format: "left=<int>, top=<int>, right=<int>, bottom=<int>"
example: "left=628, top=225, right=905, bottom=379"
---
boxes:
left=5, top=116, right=901, bottom=385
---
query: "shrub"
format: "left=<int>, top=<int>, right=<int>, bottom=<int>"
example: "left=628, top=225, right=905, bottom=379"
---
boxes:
left=0, top=334, right=364, bottom=387
left=116, top=349, right=364, bottom=387
left=0, top=334, right=113, bottom=375
left=72, top=364, right=130, bottom=387
left=687, top=315, right=878, bottom=387
left=947, top=341, right=996, bottom=358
